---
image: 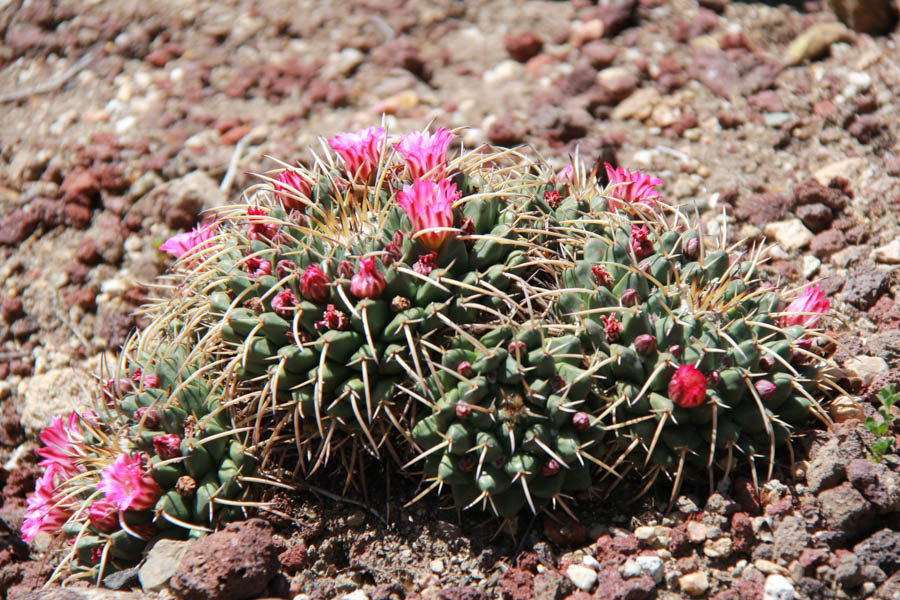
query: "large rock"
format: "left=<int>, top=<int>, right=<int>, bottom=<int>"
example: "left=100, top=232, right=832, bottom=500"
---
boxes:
left=18, top=368, right=94, bottom=433
left=818, top=482, right=875, bottom=540
left=139, top=539, right=195, bottom=592
left=854, top=529, right=900, bottom=572
left=169, top=519, right=281, bottom=600
left=846, top=459, right=900, bottom=513
left=828, top=0, right=897, bottom=34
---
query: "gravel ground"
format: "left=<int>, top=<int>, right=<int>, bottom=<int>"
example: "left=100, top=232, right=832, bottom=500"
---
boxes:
left=1, top=0, right=900, bottom=598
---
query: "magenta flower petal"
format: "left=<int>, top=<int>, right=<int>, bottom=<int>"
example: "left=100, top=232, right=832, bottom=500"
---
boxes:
left=98, top=453, right=160, bottom=512
left=35, top=412, right=84, bottom=476
left=604, top=163, right=663, bottom=210
left=328, top=127, right=386, bottom=181
left=781, top=283, right=830, bottom=328
left=668, top=364, right=708, bottom=408
left=160, top=221, right=218, bottom=258
left=395, top=128, right=454, bottom=180
left=395, top=179, right=460, bottom=252
left=21, top=463, right=72, bottom=542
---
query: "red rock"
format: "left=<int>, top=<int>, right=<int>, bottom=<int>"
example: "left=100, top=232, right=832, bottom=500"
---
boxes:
left=220, top=125, right=250, bottom=145
left=439, top=587, right=486, bottom=600
left=170, top=519, right=281, bottom=600
left=504, top=31, right=544, bottom=63
left=146, top=48, right=173, bottom=67
left=1, top=297, right=24, bottom=323
left=64, top=286, right=98, bottom=312
left=0, top=396, right=24, bottom=447
left=75, top=237, right=102, bottom=265
left=498, top=567, right=534, bottom=600
left=798, top=547, right=829, bottom=570
left=65, top=261, right=90, bottom=285
left=812, top=99, right=836, bottom=118
left=731, top=511, right=755, bottom=553
left=0, top=210, right=41, bottom=245
left=59, top=167, right=100, bottom=206
left=795, top=203, right=833, bottom=233
left=278, top=542, right=308, bottom=574
left=717, top=112, right=745, bottom=129
left=63, top=203, right=92, bottom=229
left=848, top=115, right=891, bottom=147
left=587, top=0, right=637, bottom=37
left=592, top=565, right=655, bottom=600
left=748, top=90, right=784, bottom=112
left=9, top=359, right=32, bottom=377
left=581, top=40, right=618, bottom=68
left=734, top=476, right=761, bottom=515
left=667, top=525, right=692, bottom=557
left=810, top=229, right=845, bottom=259
left=515, top=551, right=540, bottom=573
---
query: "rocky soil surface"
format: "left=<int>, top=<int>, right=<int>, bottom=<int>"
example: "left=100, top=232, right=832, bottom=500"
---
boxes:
left=1, top=0, right=900, bottom=599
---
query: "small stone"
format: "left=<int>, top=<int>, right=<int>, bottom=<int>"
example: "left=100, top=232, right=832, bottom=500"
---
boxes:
left=754, top=559, right=790, bottom=577
left=20, top=368, right=94, bottom=433
left=847, top=459, right=900, bottom=513
left=104, top=566, right=141, bottom=590
left=830, top=395, right=866, bottom=423
left=763, top=574, right=795, bottom=600
left=831, top=0, right=898, bottom=34
left=582, top=555, right=601, bottom=570
left=843, top=356, right=889, bottom=386
left=763, top=219, right=814, bottom=250
left=430, top=559, right=445, bottom=574
left=342, top=590, right=369, bottom=600
left=763, top=112, right=791, bottom=128
left=872, top=240, right=900, bottom=264
left=785, top=22, right=849, bottom=64
left=679, top=572, right=709, bottom=596
left=611, top=87, right=661, bottom=121
left=802, top=255, right=821, bottom=279
left=704, top=537, right=733, bottom=559
left=140, top=539, right=195, bottom=592
left=634, top=555, right=664, bottom=584
left=818, top=482, right=875, bottom=538
left=842, top=267, right=889, bottom=309
left=566, top=565, right=598, bottom=591
left=167, top=170, right=226, bottom=214
left=795, top=203, right=833, bottom=233
left=686, top=521, right=708, bottom=544
left=504, top=32, right=544, bottom=63
left=813, top=158, right=866, bottom=186
left=570, top=19, right=605, bottom=47
left=620, top=558, right=643, bottom=579
left=634, top=526, right=657, bottom=543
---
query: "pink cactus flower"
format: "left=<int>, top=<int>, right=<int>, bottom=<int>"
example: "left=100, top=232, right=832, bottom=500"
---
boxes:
left=88, top=497, right=120, bottom=533
left=592, top=266, right=614, bottom=288
left=21, top=463, right=72, bottom=542
left=395, top=128, right=454, bottom=180
left=97, top=453, right=161, bottom=512
left=35, top=413, right=84, bottom=476
left=273, top=169, right=311, bottom=212
left=604, top=163, right=663, bottom=210
left=781, top=283, right=830, bottom=329
left=668, top=364, right=708, bottom=408
left=556, top=164, right=574, bottom=181
left=350, top=257, right=386, bottom=299
left=300, top=264, right=330, bottom=303
left=152, top=434, right=181, bottom=460
left=630, top=225, right=654, bottom=260
left=396, top=179, right=460, bottom=252
left=244, top=256, right=272, bottom=279
left=247, top=206, right=279, bottom=241
left=328, top=126, right=386, bottom=181
left=272, top=288, right=299, bottom=317
left=159, top=221, right=217, bottom=258
left=315, top=304, right=348, bottom=331
left=130, top=368, right=158, bottom=389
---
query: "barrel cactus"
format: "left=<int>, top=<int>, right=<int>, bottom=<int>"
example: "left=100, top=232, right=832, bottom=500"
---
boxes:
left=23, top=125, right=837, bottom=580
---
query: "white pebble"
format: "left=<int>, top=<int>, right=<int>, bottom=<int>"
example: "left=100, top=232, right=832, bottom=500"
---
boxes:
left=566, top=564, right=598, bottom=591
left=763, top=574, right=795, bottom=600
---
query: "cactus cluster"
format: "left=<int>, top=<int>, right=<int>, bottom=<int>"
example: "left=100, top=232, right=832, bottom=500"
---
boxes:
left=24, top=126, right=837, bottom=580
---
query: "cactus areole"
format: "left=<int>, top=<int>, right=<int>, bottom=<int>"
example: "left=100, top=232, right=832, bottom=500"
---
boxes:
left=23, top=127, right=837, bottom=581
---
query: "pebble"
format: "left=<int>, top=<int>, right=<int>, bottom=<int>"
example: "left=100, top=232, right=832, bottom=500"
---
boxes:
left=678, top=572, right=709, bottom=596
left=813, top=158, right=866, bottom=186
left=582, top=555, right=601, bottom=569
left=124, top=235, right=143, bottom=253
left=802, top=255, right=821, bottom=279
left=843, top=356, right=889, bottom=386
left=115, top=115, right=136, bottom=134
left=763, top=112, right=791, bottom=127
left=829, top=395, right=866, bottom=423
left=763, top=574, right=795, bottom=600
left=635, top=556, right=665, bottom=584
left=703, top=537, right=733, bottom=559
left=566, top=564, right=598, bottom=591
left=872, top=239, right=900, bottom=264
left=846, top=71, right=872, bottom=89
left=611, top=87, right=661, bottom=121
left=786, top=22, right=848, bottom=64
left=686, top=521, right=708, bottom=544
left=342, top=590, right=369, bottom=600
left=763, top=219, right=813, bottom=251
left=754, top=559, right=790, bottom=577
left=139, top=539, right=195, bottom=592
left=429, top=558, right=444, bottom=574
left=483, top=60, right=523, bottom=84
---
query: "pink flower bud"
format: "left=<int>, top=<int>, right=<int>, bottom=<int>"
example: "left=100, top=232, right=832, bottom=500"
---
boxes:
left=754, top=379, right=776, bottom=402
left=300, top=264, right=330, bottom=303
left=275, top=259, right=297, bottom=279
left=459, top=216, right=475, bottom=238
left=634, top=334, right=658, bottom=356
left=542, top=459, right=561, bottom=476
left=382, top=242, right=402, bottom=266
left=630, top=225, right=654, bottom=260
left=413, top=251, right=438, bottom=275
left=620, top=288, right=640, bottom=307
left=572, top=412, right=590, bottom=430
left=337, top=260, right=354, bottom=279
left=350, top=257, right=386, bottom=298
left=246, top=206, right=279, bottom=241
left=507, top=340, right=526, bottom=356
left=458, top=456, right=476, bottom=473
left=457, top=361, right=474, bottom=378
left=272, top=288, right=299, bottom=317
left=455, top=403, right=472, bottom=419
left=152, top=434, right=181, bottom=460
left=759, top=356, right=775, bottom=371
left=683, top=237, right=700, bottom=260
left=670, top=344, right=681, bottom=357
left=244, top=256, right=272, bottom=279
left=135, top=407, right=159, bottom=427
left=392, top=230, right=405, bottom=247
left=88, top=497, right=119, bottom=533
left=273, top=169, right=310, bottom=212
left=97, top=453, right=161, bottom=512
left=781, top=283, right=830, bottom=329
left=668, top=364, right=707, bottom=408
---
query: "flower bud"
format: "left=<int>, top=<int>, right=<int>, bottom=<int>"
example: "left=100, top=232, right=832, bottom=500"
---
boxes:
left=457, top=361, right=474, bottom=378
left=542, top=459, right=561, bottom=476
left=759, top=356, right=775, bottom=371
left=630, top=225, right=654, bottom=260
left=668, top=364, right=707, bottom=408
left=337, top=260, right=355, bottom=280
left=634, top=334, right=658, bottom=356
left=272, top=288, right=299, bottom=317
left=300, top=264, right=330, bottom=303
left=275, top=259, right=297, bottom=279
left=572, top=412, right=590, bottom=430
left=507, top=341, right=526, bottom=356
left=413, top=251, right=437, bottom=276
left=592, top=266, right=613, bottom=288
left=754, top=379, right=776, bottom=402
left=670, top=344, right=681, bottom=357
left=620, top=288, right=640, bottom=307
left=684, top=237, right=700, bottom=260
left=455, top=403, right=472, bottom=419
left=152, top=434, right=181, bottom=460
left=88, top=498, right=119, bottom=533
left=350, top=258, right=386, bottom=298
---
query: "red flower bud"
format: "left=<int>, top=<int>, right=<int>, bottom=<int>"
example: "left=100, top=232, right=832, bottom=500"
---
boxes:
left=572, top=412, right=590, bottom=430
left=300, top=264, right=330, bottom=303
left=542, top=459, right=561, bottom=476
left=350, top=258, right=386, bottom=298
left=337, top=260, right=355, bottom=279
left=152, top=434, right=181, bottom=460
left=668, top=364, right=707, bottom=408
left=271, top=288, right=298, bottom=317
left=754, top=379, right=776, bottom=402
left=455, top=403, right=472, bottom=419
left=634, top=334, right=658, bottom=356
left=457, top=361, right=474, bottom=378
left=684, top=237, right=700, bottom=259
left=413, top=251, right=438, bottom=276
left=620, top=288, right=640, bottom=307
left=592, top=266, right=614, bottom=288
left=630, top=225, right=654, bottom=260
